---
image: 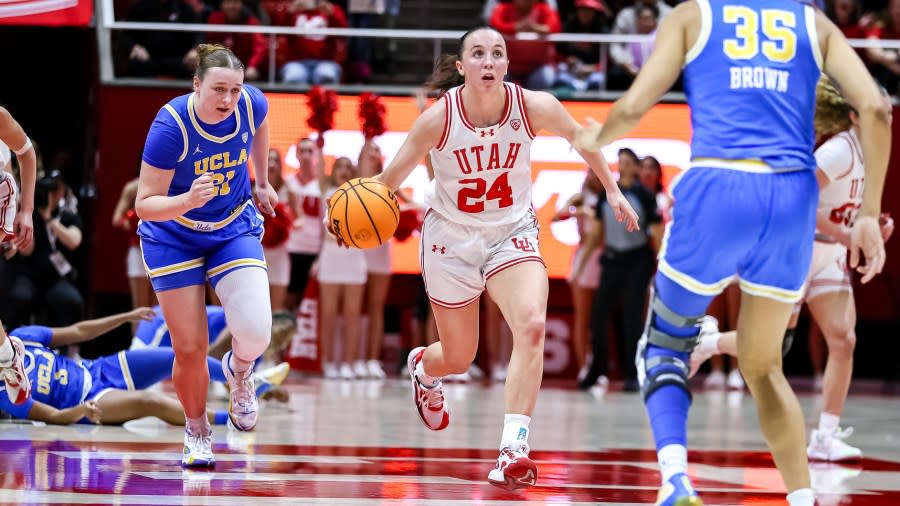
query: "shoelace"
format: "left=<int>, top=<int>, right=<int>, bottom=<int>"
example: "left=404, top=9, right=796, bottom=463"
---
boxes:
left=832, top=427, right=855, bottom=440
left=0, top=367, right=19, bottom=386
left=187, top=432, right=213, bottom=455
left=233, top=374, right=256, bottom=413
left=420, top=382, right=444, bottom=409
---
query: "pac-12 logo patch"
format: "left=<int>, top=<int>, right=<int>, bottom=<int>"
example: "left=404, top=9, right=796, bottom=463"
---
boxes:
left=510, top=119, right=521, bottom=131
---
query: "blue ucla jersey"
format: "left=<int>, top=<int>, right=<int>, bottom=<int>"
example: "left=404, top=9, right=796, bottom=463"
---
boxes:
left=134, top=305, right=228, bottom=348
left=140, top=84, right=268, bottom=224
left=684, top=0, right=820, bottom=170
left=3, top=327, right=89, bottom=414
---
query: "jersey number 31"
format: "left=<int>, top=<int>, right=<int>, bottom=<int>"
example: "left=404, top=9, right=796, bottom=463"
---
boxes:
left=723, top=6, right=796, bottom=63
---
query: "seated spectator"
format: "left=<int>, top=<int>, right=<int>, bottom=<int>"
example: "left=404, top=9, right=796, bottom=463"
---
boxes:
left=119, top=0, right=201, bottom=78
left=628, top=3, right=658, bottom=73
left=279, top=0, right=348, bottom=85
left=206, top=0, right=268, bottom=80
left=346, top=0, right=386, bottom=84
left=489, top=0, right=562, bottom=90
left=828, top=0, right=873, bottom=39
left=866, top=0, right=900, bottom=94
left=2, top=171, right=84, bottom=330
left=607, top=0, right=671, bottom=90
left=555, top=0, right=612, bottom=91
left=483, top=0, right=559, bottom=23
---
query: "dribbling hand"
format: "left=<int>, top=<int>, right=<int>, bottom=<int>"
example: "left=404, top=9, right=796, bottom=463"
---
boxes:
left=254, top=183, right=278, bottom=216
left=572, top=118, right=603, bottom=152
left=185, top=174, right=216, bottom=210
left=850, top=214, right=886, bottom=284
left=607, top=190, right=641, bottom=232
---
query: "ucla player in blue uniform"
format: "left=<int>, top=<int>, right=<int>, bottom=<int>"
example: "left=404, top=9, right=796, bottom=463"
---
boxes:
left=0, top=309, right=288, bottom=427
left=132, top=305, right=228, bottom=350
left=135, top=44, right=278, bottom=468
left=575, top=1, right=891, bottom=505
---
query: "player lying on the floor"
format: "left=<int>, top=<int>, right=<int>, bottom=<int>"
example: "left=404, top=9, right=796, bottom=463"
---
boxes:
left=132, top=305, right=296, bottom=367
left=0, top=308, right=290, bottom=425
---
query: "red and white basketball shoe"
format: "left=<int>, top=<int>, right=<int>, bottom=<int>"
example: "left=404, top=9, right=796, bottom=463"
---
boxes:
left=488, top=443, right=538, bottom=490
left=1, top=336, right=31, bottom=405
left=406, top=347, right=449, bottom=431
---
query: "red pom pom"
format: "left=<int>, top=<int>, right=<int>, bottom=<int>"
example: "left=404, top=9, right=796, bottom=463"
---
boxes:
left=393, top=208, right=422, bottom=242
left=307, top=86, right=338, bottom=136
left=359, top=92, right=387, bottom=140
left=261, top=202, right=295, bottom=248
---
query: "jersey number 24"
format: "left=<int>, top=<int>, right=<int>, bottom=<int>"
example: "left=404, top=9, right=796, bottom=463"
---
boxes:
left=723, top=6, right=796, bottom=63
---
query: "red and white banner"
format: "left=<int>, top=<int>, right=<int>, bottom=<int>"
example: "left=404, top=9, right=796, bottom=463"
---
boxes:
left=0, top=0, right=92, bottom=26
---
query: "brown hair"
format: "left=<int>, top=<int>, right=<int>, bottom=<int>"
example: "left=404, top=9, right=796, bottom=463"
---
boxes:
left=195, top=43, right=244, bottom=80
left=425, top=27, right=503, bottom=95
left=814, top=76, right=853, bottom=137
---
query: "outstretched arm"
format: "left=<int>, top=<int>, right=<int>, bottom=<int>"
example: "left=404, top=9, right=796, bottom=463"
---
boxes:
left=525, top=90, right=640, bottom=231
left=27, top=400, right=102, bottom=425
left=49, top=307, right=156, bottom=347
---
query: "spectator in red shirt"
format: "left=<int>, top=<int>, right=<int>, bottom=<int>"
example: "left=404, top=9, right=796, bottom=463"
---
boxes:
left=866, top=0, right=900, bottom=94
left=279, top=0, right=348, bottom=84
left=489, top=0, right=562, bottom=90
left=206, top=0, right=268, bottom=81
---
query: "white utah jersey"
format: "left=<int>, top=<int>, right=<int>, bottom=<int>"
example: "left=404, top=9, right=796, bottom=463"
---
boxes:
left=426, top=82, right=535, bottom=227
left=284, top=174, right=324, bottom=254
left=814, top=129, right=864, bottom=238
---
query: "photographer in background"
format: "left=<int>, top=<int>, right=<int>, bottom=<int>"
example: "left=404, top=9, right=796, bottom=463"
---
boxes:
left=2, top=170, right=84, bottom=331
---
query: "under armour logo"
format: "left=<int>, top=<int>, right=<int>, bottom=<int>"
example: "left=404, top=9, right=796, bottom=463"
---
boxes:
left=479, top=128, right=495, bottom=138
left=512, top=237, right=535, bottom=252
left=193, top=145, right=202, bottom=155
left=431, top=244, right=446, bottom=254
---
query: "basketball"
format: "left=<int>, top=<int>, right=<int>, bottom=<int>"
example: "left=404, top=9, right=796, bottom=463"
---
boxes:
left=328, top=177, right=400, bottom=249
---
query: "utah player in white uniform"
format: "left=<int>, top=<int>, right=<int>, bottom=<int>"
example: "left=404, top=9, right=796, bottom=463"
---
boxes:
left=0, top=106, right=37, bottom=407
left=365, top=27, right=639, bottom=490
left=690, top=77, right=895, bottom=463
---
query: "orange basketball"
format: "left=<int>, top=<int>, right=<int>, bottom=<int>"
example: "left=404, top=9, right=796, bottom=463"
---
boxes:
left=328, top=177, right=400, bottom=249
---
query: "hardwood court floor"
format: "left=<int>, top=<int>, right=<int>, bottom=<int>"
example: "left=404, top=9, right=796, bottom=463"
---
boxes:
left=1, top=378, right=898, bottom=505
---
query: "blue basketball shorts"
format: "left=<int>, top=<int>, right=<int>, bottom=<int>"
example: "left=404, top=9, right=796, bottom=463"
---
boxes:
left=138, top=201, right=266, bottom=292
left=657, top=167, right=818, bottom=303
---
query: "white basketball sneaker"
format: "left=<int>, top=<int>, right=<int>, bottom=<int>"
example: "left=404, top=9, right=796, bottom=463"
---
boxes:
left=0, top=336, right=31, bottom=405
left=407, top=347, right=450, bottom=430
left=182, top=427, right=215, bottom=468
left=488, top=442, right=538, bottom=491
left=808, top=427, right=863, bottom=462
left=366, top=359, right=387, bottom=379
left=222, top=351, right=258, bottom=431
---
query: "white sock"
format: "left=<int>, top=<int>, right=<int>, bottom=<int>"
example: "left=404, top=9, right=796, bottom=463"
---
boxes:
left=786, top=488, right=815, bottom=506
left=500, top=413, right=531, bottom=450
left=186, top=415, right=210, bottom=436
left=819, top=412, right=840, bottom=433
left=415, top=360, right=439, bottom=387
left=0, top=337, right=13, bottom=366
left=658, top=444, right=688, bottom=484
left=229, top=353, right=253, bottom=377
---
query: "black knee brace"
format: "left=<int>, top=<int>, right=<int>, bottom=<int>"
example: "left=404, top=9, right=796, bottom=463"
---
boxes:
left=782, top=328, right=796, bottom=357
left=638, top=294, right=704, bottom=401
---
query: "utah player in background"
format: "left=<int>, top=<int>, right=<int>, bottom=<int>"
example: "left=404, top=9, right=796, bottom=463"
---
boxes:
left=135, top=44, right=277, bottom=468
left=0, top=105, right=37, bottom=406
left=575, top=1, right=891, bottom=504
left=365, top=27, right=639, bottom=489
left=691, top=77, right=895, bottom=463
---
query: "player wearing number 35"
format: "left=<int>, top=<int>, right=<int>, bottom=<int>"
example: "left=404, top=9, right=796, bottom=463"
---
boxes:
left=370, top=27, right=639, bottom=490
left=573, top=0, right=891, bottom=505
left=135, top=43, right=279, bottom=468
